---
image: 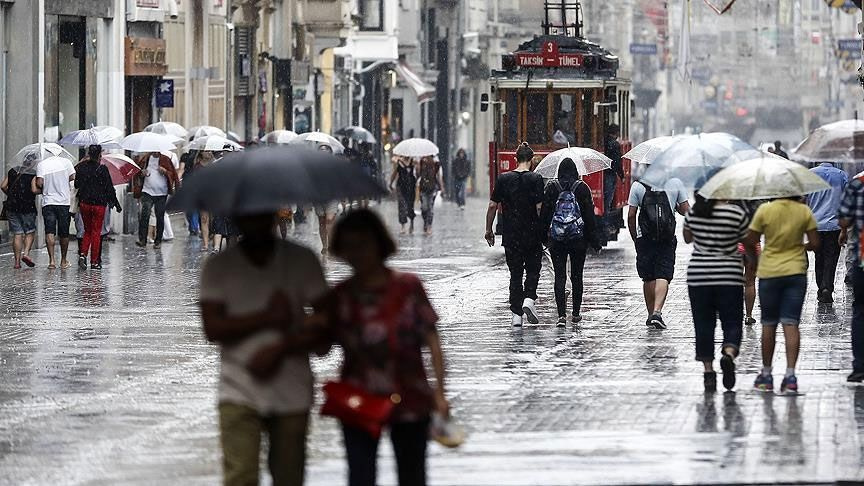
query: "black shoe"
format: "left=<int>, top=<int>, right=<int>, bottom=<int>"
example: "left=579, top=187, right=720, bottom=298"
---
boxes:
left=77, top=256, right=87, bottom=270
left=135, top=240, right=147, bottom=248
left=649, top=313, right=667, bottom=329
left=704, top=371, right=717, bottom=393
left=91, top=263, right=102, bottom=270
left=817, top=289, right=834, bottom=303
left=571, top=314, right=582, bottom=324
left=153, top=242, right=161, bottom=249
left=847, top=371, right=864, bottom=383
left=720, top=354, right=736, bottom=390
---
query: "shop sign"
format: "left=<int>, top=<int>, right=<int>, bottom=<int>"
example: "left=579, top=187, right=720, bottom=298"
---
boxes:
left=514, top=41, right=583, bottom=68
left=629, top=43, right=658, bottom=55
left=137, top=0, right=159, bottom=7
left=155, top=79, right=174, bottom=108
left=838, top=39, right=863, bottom=59
left=124, top=37, right=167, bottom=76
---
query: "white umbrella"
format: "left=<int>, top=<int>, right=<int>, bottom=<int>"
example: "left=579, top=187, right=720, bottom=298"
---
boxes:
left=698, top=153, right=830, bottom=200
left=791, top=119, right=864, bottom=164
left=533, top=147, right=612, bottom=179
left=14, top=143, right=76, bottom=174
left=59, top=128, right=122, bottom=148
left=144, top=121, right=188, bottom=139
left=623, top=136, right=682, bottom=165
left=121, top=132, right=178, bottom=153
left=289, top=132, right=345, bottom=153
left=187, top=125, right=226, bottom=140
left=188, top=135, right=242, bottom=152
left=263, top=130, right=298, bottom=144
left=35, top=155, right=75, bottom=177
left=226, top=131, right=242, bottom=143
left=392, top=138, right=439, bottom=158
left=92, top=126, right=124, bottom=143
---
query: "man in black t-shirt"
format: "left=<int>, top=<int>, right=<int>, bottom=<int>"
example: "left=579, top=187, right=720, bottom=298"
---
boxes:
left=1, top=163, right=37, bottom=268
left=485, top=143, right=545, bottom=326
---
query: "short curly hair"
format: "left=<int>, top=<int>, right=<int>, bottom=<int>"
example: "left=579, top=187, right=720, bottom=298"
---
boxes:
left=331, top=209, right=396, bottom=260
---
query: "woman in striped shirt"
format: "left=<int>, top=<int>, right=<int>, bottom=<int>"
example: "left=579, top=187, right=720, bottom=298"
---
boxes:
left=683, top=194, right=752, bottom=392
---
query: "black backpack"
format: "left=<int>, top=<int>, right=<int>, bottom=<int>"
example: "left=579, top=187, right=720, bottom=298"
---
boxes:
left=637, top=182, right=676, bottom=241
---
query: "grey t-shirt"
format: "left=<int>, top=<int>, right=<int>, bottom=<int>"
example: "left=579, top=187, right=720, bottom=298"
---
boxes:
left=628, top=178, right=689, bottom=239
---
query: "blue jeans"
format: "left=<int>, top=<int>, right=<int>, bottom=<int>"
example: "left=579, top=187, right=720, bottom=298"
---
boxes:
left=186, top=211, right=200, bottom=234
left=603, top=171, right=617, bottom=228
left=138, top=193, right=167, bottom=244
left=759, top=274, right=807, bottom=326
left=853, top=266, right=864, bottom=372
left=454, top=177, right=468, bottom=207
left=420, top=190, right=437, bottom=228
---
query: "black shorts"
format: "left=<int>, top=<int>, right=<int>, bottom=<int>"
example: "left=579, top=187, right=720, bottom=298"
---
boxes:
left=635, top=237, right=676, bottom=282
left=42, top=205, right=71, bottom=238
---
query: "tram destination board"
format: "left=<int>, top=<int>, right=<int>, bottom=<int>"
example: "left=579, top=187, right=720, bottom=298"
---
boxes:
left=515, top=41, right=584, bottom=68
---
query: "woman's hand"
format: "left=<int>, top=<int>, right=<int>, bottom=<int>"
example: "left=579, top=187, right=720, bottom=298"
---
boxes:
left=434, top=390, right=450, bottom=418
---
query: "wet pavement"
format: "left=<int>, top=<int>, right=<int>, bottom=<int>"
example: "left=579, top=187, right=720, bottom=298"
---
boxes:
left=1, top=199, right=864, bottom=485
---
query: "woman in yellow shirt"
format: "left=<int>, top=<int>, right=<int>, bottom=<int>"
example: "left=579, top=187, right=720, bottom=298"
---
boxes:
left=744, top=197, right=820, bottom=394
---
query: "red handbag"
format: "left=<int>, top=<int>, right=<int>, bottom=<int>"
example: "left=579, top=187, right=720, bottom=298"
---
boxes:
left=320, top=381, right=400, bottom=439
left=320, top=274, right=406, bottom=439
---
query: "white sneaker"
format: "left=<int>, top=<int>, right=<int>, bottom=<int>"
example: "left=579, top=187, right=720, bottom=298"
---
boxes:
left=511, top=313, right=523, bottom=327
left=522, top=298, right=539, bottom=324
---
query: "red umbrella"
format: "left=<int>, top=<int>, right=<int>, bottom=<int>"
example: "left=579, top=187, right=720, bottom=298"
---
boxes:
left=101, top=153, right=140, bottom=185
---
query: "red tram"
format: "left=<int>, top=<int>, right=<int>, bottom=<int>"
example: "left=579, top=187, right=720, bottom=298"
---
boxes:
left=483, top=1, right=632, bottom=242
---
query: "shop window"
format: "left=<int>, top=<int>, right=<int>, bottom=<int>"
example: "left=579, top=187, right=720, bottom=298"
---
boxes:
left=359, top=0, right=384, bottom=31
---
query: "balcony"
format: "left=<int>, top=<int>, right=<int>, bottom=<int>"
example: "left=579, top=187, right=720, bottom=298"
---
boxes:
left=306, top=0, right=350, bottom=37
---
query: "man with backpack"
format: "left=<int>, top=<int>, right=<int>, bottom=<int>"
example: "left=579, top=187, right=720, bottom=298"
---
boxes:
left=485, top=143, right=546, bottom=326
left=540, top=158, right=601, bottom=326
left=627, top=177, right=690, bottom=329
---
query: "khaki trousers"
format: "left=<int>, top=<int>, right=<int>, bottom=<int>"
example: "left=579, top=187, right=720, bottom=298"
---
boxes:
left=219, top=402, right=309, bottom=486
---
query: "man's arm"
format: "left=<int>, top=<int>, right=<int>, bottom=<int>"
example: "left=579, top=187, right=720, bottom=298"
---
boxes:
left=31, top=176, right=43, bottom=194
left=200, top=293, right=289, bottom=344
left=485, top=201, right=499, bottom=246
left=627, top=206, right=638, bottom=242
left=0, top=174, right=9, bottom=195
left=677, top=200, right=691, bottom=216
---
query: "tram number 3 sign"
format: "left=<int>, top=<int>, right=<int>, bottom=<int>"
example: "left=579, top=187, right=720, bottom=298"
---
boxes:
left=515, top=41, right=584, bottom=68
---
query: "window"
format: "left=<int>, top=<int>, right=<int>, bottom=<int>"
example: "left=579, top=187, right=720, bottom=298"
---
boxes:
left=525, top=93, right=548, bottom=145
left=551, top=93, right=576, bottom=146
left=503, top=90, right=518, bottom=146
left=359, top=0, right=384, bottom=31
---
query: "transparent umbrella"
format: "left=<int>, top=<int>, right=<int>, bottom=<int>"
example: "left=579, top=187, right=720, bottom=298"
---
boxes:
left=14, top=143, right=76, bottom=174
left=533, top=147, right=612, bottom=179
left=791, top=119, right=864, bottom=164
left=263, top=130, right=298, bottom=145
left=188, top=135, right=242, bottom=152
left=698, top=152, right=829, bottom=200
left=59, top=127, right=122, bottom=148
left=623, top=135, right=682, bottom=165
left=392, top=138, right=439, bottom=158
left=335, top=126, right=377, bottom=144
left=187, top=125, right=226, bottom=140
left=638, top=132, right=760, bottom=189
left=289, top=132, right=345, bottom=154
left=144, top=121, right=188, bottom=139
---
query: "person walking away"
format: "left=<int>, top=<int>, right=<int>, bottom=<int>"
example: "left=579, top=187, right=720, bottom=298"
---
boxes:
left=195, top=151, right=216, bottom=251
left=485, top=143, right=546, bottom=326
left=603, top=124, right=625, bottom=237
left=315, top=144, right=338, bottom=254
left=357, top=142, right=379, bottom=208
left=806, top=162, right=849, bottom=303
left=683, top=194, right=751, bottom=392
left=389, top=156, right=417, bottom=234
left=32, top=154, right=76, bottom=269
left=200, top=211, right=328, bottom=486
left=180, top=149, right=200, bottom=236
left=453, top=148, right=471, bottom=210
left=133, top=151, right=179, bottom=249
left=418, top=156, right=445, bottom=236
left=772, top=141, right=789, bottom=159
left=298, top=209, right=449, bottom=486
left=1, top=157, right=38, bottom=268
left=744, top=197, right=819, bottom=394
left=540, top=158, right=601, bottom=326
left=74, top=145, right=121, bottom=270
left=627, top=178, right=690, bottom=329
left=839, top=174, right=864, bottom=382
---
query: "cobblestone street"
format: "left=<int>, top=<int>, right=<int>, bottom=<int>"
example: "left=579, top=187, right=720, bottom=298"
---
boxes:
left=1, top=199, right=863, bottom=485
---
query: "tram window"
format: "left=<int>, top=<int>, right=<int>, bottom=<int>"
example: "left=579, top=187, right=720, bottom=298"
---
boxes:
left=504, top=90, right=518, bottom=146
left=581, top=90, right=594, bottom=147
left=552, top=93, right=576, bottom=145
left=525, top=93, right=549, bottom=145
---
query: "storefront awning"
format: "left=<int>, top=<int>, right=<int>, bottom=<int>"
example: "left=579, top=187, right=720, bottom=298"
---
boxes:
left=394, top=62, right=436, bottom=103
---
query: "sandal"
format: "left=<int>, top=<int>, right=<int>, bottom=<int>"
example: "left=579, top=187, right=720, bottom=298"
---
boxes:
left=13, top=263, right=21, bottom=270
left=60, top=262, right=71, bottom=269
left=21, top=256, right=35, bottom=267
left=47, top=264, right=56, bottom=270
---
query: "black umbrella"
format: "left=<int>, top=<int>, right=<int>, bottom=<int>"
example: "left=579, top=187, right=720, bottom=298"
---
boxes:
left=334, top=126, right=377, bottom=144
left=167, top=146, right=386, bottom=215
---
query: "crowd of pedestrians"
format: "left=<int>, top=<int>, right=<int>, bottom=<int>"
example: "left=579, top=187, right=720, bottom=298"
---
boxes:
left=485, top=141, right=864, bottom=399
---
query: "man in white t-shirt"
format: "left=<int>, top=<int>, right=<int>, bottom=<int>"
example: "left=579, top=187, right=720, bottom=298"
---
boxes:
left=135, top=152, right=179, bottom=249
left=200, top=212, right=328, bottom=486
left=32, top=156, right=76, bottom=269
left=627, top=177, right=690, bottom=329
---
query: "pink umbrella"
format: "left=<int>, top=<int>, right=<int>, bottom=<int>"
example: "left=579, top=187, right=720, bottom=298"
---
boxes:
left=101, top=153, right=140, bottom=185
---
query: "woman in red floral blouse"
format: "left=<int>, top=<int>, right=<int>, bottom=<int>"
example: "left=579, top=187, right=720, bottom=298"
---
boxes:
left=320, top=209, right=449, bottom=486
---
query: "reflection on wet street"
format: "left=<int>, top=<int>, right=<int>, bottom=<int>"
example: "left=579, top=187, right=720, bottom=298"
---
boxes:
left=1, top=199, right=863, bottom=484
